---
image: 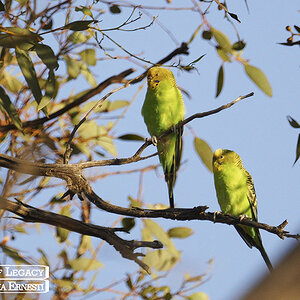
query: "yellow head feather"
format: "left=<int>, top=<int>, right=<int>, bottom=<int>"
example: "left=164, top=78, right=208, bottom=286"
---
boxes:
left=147, top=67, right=176, bottom=90
left=213, top=149, right=242, bottom=172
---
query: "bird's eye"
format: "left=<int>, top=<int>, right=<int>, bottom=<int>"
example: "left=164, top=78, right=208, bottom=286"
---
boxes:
left=220, top=155, right=224, bottom=159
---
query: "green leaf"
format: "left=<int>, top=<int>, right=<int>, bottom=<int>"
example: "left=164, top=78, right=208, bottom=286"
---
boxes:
left=189, top=54, right=206, bottom=66
left=228, top=12, right=241, bottom=23
left=38, top=69, right=56, bottom=111
left=194, top=137, right=213, bottom=172
left=168, top=227, right=193, bottom=238
left=80, top=63, right=97, bottom=87
left=185, top=274, right=205, bottom=283
left=142, top=226, right=153, bottom=242
left=1, top=245, right=31, bottom=264
left=1, top=70, right=23, bottom=93
left=202, top=30, right=212, bottom=40
left=126, top=274, right=134, bottom=290
left=64, top=55, right=81, bottom=79
left=144, top=219, right=179, bottom=258
left=232, top=40, right=246, bottom=51
left=118, top=134, right=145, bottom=141
left=68, top=31, right=91, bottom=44
left=38, top=248, right=50, bottom=266
left=294, top=25, right=300, bottom=33
left=187, top=292, right=209, bottom=300
left=13, top=224, right=27, bottom=234
left=74, top=143, right=91, bottom=157
left=15, top=48, right=43, bottom=108
left=79, top=48, right=96, bottom=66
left=216, top=47, right=231, bottom=62
left=216, top=65, right=224, bottom=97
left=211, top=27, right=232, bottom=53
left=53, top=279, right=74, bottom=291
left=75, top=6, right=94, bottom=18
left=78, top=120, right=98, bottom=139
left=81, top=99, right=109, bottom=113
left=97, top=136, right=117, bottom=157
left=35, top=44, right=59, bottom=70
left=69, top=257, right=104, bottom=271
left=188, top=24, right=202, bottom=44
left=108, top=100, right=129, bottom=111
left=244, top=64, right=272, bottom=97
left=294, top=133, right=300, bottom=165
left=122, top=218, right=135, bottom=231
left=64, top=20, right=93, bottom=31
left=287, top=116, right=300, bottom=128
left=128, top=195, right=142, bottom=208
left=58, top=249, right=69, bottom=266
left=56, top=205, right=71, bottom=243
left=78, top=235, right=93, bottom=256
left=0, top=86, right=22, bottom=130
left=143, top=250, right=165, bottom=270
left=0, top=27, right=42, bottom=49
left=144, top=249, right=177, bottom=271
left=40, top=18, right=53, bottom=30
left=110, top=4, right=121, bottom=14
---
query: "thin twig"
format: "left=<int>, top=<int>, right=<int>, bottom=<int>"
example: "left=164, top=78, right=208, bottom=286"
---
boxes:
left=63, top=83, right=130, bottom=163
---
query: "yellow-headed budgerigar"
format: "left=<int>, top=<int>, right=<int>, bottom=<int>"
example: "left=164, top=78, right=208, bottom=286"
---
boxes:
left=142, top=67, right=185, bottom=208
left=212, top=149, right=273, bottom=271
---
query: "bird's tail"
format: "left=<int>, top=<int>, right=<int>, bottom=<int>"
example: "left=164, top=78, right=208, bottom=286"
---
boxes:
left=166, top=161, right=176, bottom=208
left=258, top=245, right=273, bottom=272
left=235, top=225, right=273, bottom=272
left=168, top=186, right=174, bottom=208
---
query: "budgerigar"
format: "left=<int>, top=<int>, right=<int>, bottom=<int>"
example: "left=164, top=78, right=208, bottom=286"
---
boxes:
left=212, top=149, right=273, bottom=271
left=142, top=67, right=185, bottom=208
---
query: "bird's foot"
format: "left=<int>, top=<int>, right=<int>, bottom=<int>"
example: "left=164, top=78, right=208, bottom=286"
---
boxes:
left=171, top=124, right=181, bottom=135
left=145, top=136, right=157, bottom=146
left=213, top=211, right=221, bottom=223
left=239, top=214, right=248, bottom=221
left=151, top=136, right=157, bottom=146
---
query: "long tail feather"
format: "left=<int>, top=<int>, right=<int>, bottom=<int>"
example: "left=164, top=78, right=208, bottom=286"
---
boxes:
left=235, top=225, right=273, bottom=272
left=258, top=246, right=273, bottom=272
left=168, top=189, right=174, bottom=208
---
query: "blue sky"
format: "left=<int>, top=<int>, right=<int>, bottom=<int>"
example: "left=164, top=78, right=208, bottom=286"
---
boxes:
left=3, top=1, right=300, bottom=299
left=92, top=1, right=300, bottom=299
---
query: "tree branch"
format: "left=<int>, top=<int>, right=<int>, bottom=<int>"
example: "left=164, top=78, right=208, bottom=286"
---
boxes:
left=1, top=152, right=298, bottom=241
left=79, top=92, right=254, bottom=168
left=0, top=68, right=135, bottom=134
left=0, top=198, right=162, bottom=273
left=0, top=41, right=189, bottom=134
left=84, top=190, right=299, bottom=240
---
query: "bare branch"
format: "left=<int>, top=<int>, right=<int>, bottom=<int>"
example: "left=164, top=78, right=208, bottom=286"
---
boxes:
left=0, top=69, right=135, bottom=134
left=84, top=190, right=300, bottom=240
left=0, top=198, right=162, bottom=273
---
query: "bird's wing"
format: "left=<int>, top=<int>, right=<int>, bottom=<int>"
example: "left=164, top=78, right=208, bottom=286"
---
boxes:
left=245, top=170, right=258, bottom=222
